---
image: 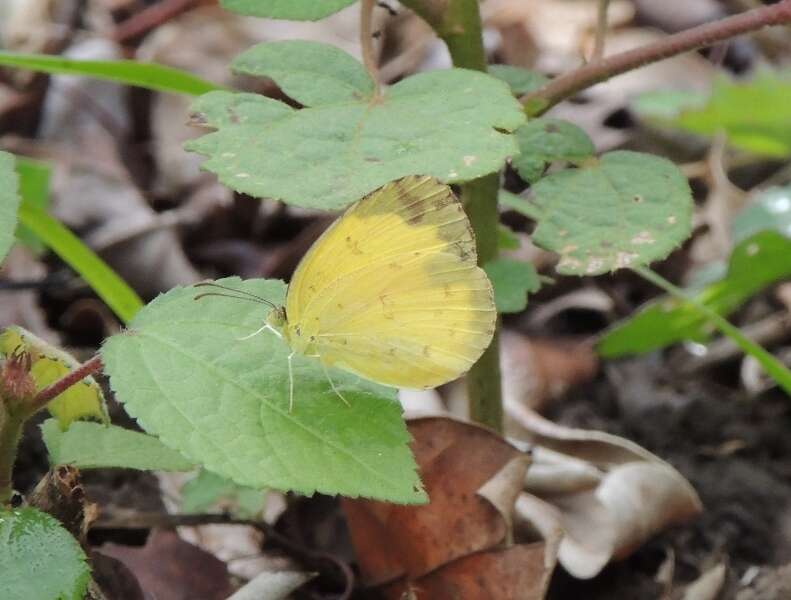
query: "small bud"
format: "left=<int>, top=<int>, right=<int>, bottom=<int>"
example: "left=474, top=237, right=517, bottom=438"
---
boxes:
left=0, top=348, right=36, bottom=404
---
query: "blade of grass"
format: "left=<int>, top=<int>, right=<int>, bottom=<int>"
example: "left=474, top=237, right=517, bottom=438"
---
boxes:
left=15, top=157, right=51, bottom=253
left=633, top=264, right=791, bottom=395
left=17, top=204, right=143, bottom=323
left=0, top=51, right=223, bottom=96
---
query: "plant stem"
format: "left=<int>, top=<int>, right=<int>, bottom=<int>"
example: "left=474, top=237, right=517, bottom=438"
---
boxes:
left=0, top=405, right=24, bottom=504
left=32, top=354, right=104, bottom=414
left=0, top=354, right=105, bottom=502
left=462, top=175, right=503, bottom=430
left=400, top=0, right=488, bottom=70
left=592, top=0, right=612, bottom=61
left=633, top=265, right=791, bottom=396
left=401, top=0, right=503, bottom=431
left=523, top=0, right=791, bottom=116
left=360, top=0, right=381, bottom=98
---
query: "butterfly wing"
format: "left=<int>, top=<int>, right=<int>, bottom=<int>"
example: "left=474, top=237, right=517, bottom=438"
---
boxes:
left=286, top=176, right=495, bottom=389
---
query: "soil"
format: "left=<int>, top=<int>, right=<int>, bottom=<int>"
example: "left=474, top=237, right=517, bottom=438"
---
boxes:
left=544, top=357, right=791, bottom=599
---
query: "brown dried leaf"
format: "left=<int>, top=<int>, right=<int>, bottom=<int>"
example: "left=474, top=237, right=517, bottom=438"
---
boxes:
left=343, top=416, right=530, bottom=585
left=101, top=529, right=234, bottom=600
left=380, top=543, right=553, bottom=600
left=501, top=330, right=599, bottom=412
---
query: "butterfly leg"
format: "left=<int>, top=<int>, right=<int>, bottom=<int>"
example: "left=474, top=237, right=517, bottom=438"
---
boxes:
left=286, top=351, right=297, bottom=413
left=321, top=361, right=351, bottom=407
left=237, top=322, right=282, bottom=342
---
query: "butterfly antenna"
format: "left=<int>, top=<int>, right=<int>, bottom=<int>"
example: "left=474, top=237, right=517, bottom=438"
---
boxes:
left=322, top=362, right=351, bottom=407
left=194, top=282, right=277, bottom=308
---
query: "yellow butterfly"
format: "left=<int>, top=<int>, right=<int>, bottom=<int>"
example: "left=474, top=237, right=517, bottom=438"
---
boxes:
left=200, top=176, right=496, bottom=410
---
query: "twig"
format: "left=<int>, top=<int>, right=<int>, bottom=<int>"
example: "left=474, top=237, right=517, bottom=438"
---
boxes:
left=523, top=0, right=791, bottom=115
left=32, top=354, right=103, bottom=413
left=360, top=0, right=381, bottom=99
left=591, top=0, right=612, bottom=61
left=94, top=509, right=355, bottom=599
left=112, top=0, right=202, bottom=43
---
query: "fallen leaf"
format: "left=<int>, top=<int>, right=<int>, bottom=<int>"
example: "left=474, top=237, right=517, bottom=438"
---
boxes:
left=380, top=543, right=553, bottom=600
left=509, top=403, right=702, bottom=578
left=683, top=562, right=727, bottom=600
left=227, top=570, right=316, bottom=600
left=343, top=416, right=530, bottom=585
left=501, top=330, right=599, bottom=412
left=101, top=529, right=234, bottom=600
left=0, top=246, right=60, bottom=342
left=37, top=38, right=203, bottom=297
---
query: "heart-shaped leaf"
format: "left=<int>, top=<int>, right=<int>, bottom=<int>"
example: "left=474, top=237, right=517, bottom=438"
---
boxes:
left=522, top=151, right=693, bottom=275
left=187, top=48, right=524, bottom=209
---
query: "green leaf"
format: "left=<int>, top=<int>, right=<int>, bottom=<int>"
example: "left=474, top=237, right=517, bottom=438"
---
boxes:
left=182, top=469, right=265, bottom=518
left=484, top=258, right=540, bottom=313
left=0, top=327, right=109, bottom=427
left=630, top=89, right=707, bottom=122
left=101, top=277, right=425, bottom=503
left=232, top=41, right=374, bottom=106
left=17, top=204, right=143, bottom=323
left=599, top=230, right=791, bottom=357
left=220, top=0, right=356, bottom=20
left=497, top=224, right=520, bottom=250
left=524, top=151, right=693, bottom=275
left=41, top=418, right=193, bottom=471
left=635, top=73, right=791, bottom=157
left=0, top=51, right=222, bottom=96
left=488, top=65, right=548, bottom=96
left=511, top=117, right=595, bottom=183
left=732, top=186, right=791, bottom=243
left=0, top=151, right=20, bottom=263
left=14, top=157, right=51, bottom=253
left=0, top=507, right=90, bottom=600
left=189, top=91, right=294, bottom=128
left=187, top=67, right=525, bottom=209
left=498, top=189, right=541, bottom=219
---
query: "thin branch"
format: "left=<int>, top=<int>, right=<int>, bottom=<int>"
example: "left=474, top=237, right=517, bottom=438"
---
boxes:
left=523, top=0, right=791, bottom=115
left=112, top=0, right=202, bottom=43
left=591, top=0, right=612, bottom=61
left=32, top=354, right=103, bottom=413
left=360, top=0, right=381, bottom=98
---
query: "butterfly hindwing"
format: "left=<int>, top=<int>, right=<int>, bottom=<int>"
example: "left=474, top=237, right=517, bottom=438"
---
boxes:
left=285, top=176, right=496, bottom=388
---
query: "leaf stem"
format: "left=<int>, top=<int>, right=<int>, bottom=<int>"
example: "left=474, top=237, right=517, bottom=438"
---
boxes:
left=360, top=0, right=381, bottom=98
left=31, top=354, right=104, bottom=414
left=523, top=0, right=791, bottom=116
left=633, top=265, right=791, bottom=396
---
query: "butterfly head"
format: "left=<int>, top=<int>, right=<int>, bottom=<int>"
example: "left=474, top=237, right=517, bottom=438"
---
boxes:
left=265, top=305, right=287, bottom=330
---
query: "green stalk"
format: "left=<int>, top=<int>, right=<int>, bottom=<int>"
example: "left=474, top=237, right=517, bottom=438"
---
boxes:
left=0, top=405, right=24, bottom=505
left=402, top=0, right=503, bottom=431
left=634, top=265, right=791, bottom=395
